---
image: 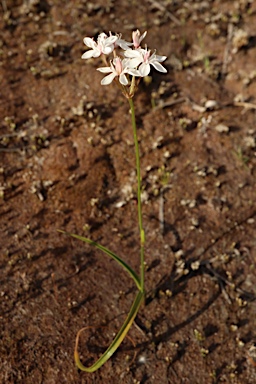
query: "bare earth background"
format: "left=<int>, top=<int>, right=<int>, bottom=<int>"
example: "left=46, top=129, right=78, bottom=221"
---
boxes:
left=1, top=1, right=256, bottom=383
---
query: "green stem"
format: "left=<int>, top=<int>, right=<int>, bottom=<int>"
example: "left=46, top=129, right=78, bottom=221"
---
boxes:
left=128, top=97, right=145, bottom=294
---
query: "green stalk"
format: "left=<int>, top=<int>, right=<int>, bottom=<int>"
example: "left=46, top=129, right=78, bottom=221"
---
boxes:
left=128, top=97, right=145, bottom=294
left=64, top=94, right=146, bottom=372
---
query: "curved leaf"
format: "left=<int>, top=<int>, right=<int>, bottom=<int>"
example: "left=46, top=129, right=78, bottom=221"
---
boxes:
left=58, top=230, right=141, bottom=290
left=74, top=290, right=144, bottom=372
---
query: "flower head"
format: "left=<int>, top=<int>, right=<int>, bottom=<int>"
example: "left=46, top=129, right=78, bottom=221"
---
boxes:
left=124, top=48, right=167, bottom=76
left=82, top=29, right=167, bottom=92
left=82, top=32, right=117, bottom=59
left=97, top=57, right=137, bottom=85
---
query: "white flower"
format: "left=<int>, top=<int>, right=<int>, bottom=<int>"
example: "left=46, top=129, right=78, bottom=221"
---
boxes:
left=132, top=30, right=147, bottom=49
left=97, top=57, right=138, bottom=85
left=124, top=48, right=167, bottom=76
left=82, top=33, right=117, bottom=59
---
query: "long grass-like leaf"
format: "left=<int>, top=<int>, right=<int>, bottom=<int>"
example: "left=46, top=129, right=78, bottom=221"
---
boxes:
left=74, top=290, right=144, bottom=372
left=58, top=230, right=141, bottom=290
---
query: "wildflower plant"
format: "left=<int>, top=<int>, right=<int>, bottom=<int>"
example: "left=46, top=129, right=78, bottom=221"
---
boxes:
left=60, top=29, right=167, bottom=372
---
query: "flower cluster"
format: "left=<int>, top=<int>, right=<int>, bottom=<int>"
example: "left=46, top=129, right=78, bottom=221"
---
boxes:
left=82, top=30, right=167, bottom=97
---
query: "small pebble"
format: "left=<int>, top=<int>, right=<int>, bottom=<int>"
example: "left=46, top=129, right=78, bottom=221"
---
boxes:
left=205, top=100, right=218, bottom=110
left=215, top=124, right=229, bottom=133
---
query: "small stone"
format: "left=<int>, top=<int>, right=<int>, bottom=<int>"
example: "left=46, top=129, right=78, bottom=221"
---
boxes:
left=232, top=29, right=249, bottom=52
left=165, top=289, right=172, bottom=297
left=244, top=136, right=255, bottom=148
left=141, top=190, right=149, bottom=203
left=152, top=136, right=163, bottom=149
left=207, top=23, right=221, bottom=37
left=191, top=261, right=200, bottom=270
left=188, top=200, right=196, bottom=208
left=174, top=249, right=183, bottom=259
left=248, top=342, right=256, bottom=366
left=90, top=198, right=98, bottom=206
left=236, top=338, right=244, bottom=347
left=200, top=347, right=209, bottom=356
left=230, top=324, right=238, bottom=332
left=215, top=124, right=229, bottom=133
left=115, top=201, right=126, bottom=208
left=205, top=100, right=218, bottom=110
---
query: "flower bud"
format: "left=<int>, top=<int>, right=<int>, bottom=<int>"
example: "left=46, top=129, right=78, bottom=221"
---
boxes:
left=115, top=57, right=123, bottom=75
left=132, top=30, right=141, bottom=49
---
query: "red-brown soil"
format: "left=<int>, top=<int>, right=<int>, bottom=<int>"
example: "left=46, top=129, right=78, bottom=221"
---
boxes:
left=1, top=1, right=256, bottom=383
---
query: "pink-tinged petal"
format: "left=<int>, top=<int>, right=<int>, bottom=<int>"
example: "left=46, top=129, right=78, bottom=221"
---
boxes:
left=124, top=49, right=141, bottom=58
left=83, top=37, right=95, bottom=48
left=114, top=57, right=123, bottom=75
left=139, top=62, right=150, bottom=76
left=132, top=30, right=147, bottom=48
left=144, top=49, right=151, bottom=61
left=81, top=50, right=96, bottom=59
left=97, top=67, right=113, bottom=73
left=139, top=31, right=147, bottom=43
left=119, top=73, right=128, bottom=85
left=151, top=61, right=167, bottom=73
left=132, top=30, right=140, bottom=48
left=101, top=72, right=116, bottom=85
